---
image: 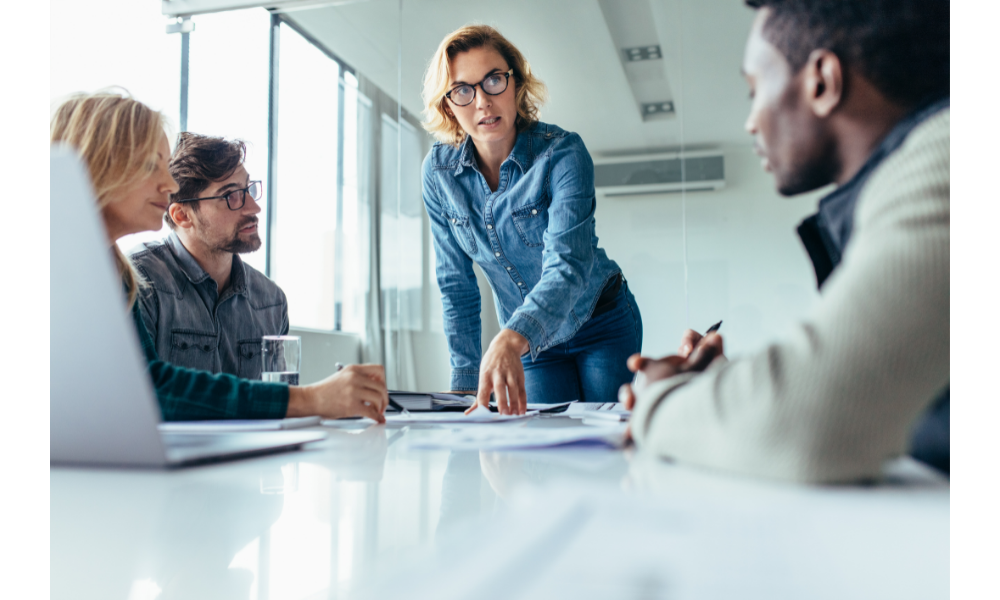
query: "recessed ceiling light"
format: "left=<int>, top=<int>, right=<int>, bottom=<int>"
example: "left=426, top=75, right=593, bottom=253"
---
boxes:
left=623, top=45, right=663, bottom=62
left=642, top=101, right=675, bottom=115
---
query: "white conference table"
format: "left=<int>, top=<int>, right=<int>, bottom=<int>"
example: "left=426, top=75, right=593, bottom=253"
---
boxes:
left=51, top=414, right=949, bottom=600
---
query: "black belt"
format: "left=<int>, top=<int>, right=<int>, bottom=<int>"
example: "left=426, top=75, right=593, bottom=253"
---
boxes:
left=590, top=273, right=623, bottom=318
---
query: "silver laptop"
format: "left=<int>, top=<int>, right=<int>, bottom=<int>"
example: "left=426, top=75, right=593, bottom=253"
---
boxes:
left=50, top=146, right=326, bottom=467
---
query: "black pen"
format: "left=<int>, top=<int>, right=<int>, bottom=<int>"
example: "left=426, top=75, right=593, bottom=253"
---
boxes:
left=705, top=320, right=723, bottom=335
left=336, top=362, right=408, bottom=415
left=387, top=397, right=409, bottom=414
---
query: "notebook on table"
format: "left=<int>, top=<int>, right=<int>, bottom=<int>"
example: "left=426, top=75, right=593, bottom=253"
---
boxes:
left=388, top=391, right=575, bottom=414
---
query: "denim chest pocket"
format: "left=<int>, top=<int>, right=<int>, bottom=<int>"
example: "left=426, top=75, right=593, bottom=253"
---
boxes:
left=169, top=330, right=218, bottom=372
left=445, top=211, right=477, bottom=255
left=238, top=339, right=263, bottom=380
left=511, top=199, right=549, bottom=247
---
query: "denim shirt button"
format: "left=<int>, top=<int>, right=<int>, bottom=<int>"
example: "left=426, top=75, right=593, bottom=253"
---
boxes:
left=487, top=224, right=493, bottom=230
left=494, top=252, right=501, bottom=257
left=203, top=345, right=211, bottom=352
left=531, top=209, right=538, bottom=215
left=506, top=266, right=512, bottom=270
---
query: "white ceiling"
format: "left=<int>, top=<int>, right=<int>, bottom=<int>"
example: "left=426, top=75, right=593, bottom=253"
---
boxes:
left=289, top=0, right=757, bottom=155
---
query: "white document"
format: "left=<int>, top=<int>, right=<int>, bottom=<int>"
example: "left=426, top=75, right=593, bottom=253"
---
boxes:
left=404, top=423, right=628, bottom=451
left=158, top=416, right=321, bottom=433
left=385, top=408, right=540, bottom=425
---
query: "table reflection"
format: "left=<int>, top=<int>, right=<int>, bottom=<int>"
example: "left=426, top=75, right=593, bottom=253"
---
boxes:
left=156, top=467, right=284, bottom=599
left=52, top=420, right=948, bottom=600
left=51, top=465, right=285, bottom=600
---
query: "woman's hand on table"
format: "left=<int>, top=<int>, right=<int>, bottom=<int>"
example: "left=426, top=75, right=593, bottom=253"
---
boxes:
left=468, top=329, right=530, bottom=416
left=287, top=364, right=389, bottom=423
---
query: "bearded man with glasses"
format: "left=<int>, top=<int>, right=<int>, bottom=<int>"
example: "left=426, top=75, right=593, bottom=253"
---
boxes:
left=129, top=132, right=289, bottom=380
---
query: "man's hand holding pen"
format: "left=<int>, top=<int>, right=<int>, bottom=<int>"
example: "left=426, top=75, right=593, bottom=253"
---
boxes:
left=619, top=322, right=726, bottom=444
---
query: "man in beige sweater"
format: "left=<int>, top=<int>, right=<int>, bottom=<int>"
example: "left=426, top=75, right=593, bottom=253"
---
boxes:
left=622, top=0, right=950, bottom=483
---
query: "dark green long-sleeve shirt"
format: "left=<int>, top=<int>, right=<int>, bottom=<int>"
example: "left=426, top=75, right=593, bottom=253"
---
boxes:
left=130, top=298, right=289, bottom=421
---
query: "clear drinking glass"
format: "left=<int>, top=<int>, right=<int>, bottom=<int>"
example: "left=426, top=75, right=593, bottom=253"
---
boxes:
left=262, top=335, right=301, bottom=385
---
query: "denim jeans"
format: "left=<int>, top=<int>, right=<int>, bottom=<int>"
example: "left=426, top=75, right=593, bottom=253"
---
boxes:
left=521, top=282, right=642, bottom=404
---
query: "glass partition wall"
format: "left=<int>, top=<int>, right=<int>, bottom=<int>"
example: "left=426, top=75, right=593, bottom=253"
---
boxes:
left=264, top=0, right=826, bottom=390
left=108, top=0, right=828, bottom=392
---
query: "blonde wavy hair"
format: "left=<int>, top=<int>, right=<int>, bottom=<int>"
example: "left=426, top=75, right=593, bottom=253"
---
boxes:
left=50, top=91, right=167, bottom=309
left=422, top=25, right=547, bottom=147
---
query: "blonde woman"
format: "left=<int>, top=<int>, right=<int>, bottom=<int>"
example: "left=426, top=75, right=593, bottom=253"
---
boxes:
left=422, top=26, right=643, bottom=415
left=51, top=91, right=388, bottom=422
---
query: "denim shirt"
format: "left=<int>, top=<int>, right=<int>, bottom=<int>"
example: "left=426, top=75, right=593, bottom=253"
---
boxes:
left=422, top=121, right=622, bottom=391
left=129, top=232, right=289, bottom=380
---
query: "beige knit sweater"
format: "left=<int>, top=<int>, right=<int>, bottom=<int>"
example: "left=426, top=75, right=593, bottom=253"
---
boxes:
left=631, top=110, right=950, bottom=483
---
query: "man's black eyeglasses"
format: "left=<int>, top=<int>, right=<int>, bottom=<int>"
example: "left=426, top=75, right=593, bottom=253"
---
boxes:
left=174, top=181, right=262, bottom=211
left=444, top=69, right=514, bottom=107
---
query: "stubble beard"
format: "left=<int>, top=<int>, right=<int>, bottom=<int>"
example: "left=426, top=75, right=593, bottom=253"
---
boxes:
left=769, top=114, right=839, bottom=197
left=775, top=146, right=839, bottom=197
left=217, top=219, right=262, bottom=254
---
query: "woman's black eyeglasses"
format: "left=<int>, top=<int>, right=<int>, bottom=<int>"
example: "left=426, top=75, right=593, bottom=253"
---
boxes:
left=444, top=69, right=514, bottom=107
left=174, top=180, right=262, bottom=211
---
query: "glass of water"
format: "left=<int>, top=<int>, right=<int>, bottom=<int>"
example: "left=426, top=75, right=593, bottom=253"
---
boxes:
left=262, top=335, right=301, bottom=385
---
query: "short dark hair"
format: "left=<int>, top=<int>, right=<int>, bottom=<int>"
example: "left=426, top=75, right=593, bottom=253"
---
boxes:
left=165, top=132, right=247, bottom=228
left=745, top=0, right=949, bottom=107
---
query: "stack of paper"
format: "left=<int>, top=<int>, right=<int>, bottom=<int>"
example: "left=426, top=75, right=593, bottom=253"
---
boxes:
left=384, top=411, right=539, bottom=425
left=388, top=392, right=482, bottom=411
left=566, top=402, right=628, bottom=414
left=581, top=411, right=631, bottom=423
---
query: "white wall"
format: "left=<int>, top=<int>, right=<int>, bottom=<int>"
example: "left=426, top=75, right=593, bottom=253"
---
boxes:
left=594, top=147, right=828, bottom=358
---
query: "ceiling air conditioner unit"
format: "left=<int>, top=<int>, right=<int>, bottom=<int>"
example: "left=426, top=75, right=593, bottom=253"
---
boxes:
left=593, top=150, right=725, bottom=197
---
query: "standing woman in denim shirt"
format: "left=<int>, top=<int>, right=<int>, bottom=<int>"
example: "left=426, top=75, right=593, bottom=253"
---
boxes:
left=421, top=25, right=643, bottom=415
